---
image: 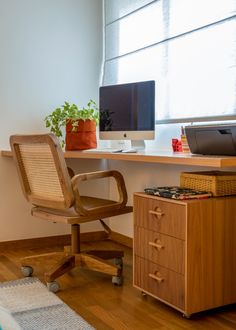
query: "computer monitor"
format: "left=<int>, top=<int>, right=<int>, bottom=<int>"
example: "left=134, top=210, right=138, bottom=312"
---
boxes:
left=99, top=80, right=155, bottom=150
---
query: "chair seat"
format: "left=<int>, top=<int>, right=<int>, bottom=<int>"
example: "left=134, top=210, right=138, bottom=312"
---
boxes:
left=32, top=195, right=133, bottom=224
left=80, top=195, right=116, bottom=208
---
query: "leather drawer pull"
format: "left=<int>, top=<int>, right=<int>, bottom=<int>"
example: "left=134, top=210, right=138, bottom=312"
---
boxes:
left=149, top=240, right=164, bottom=250
left=149, top=208, right=164, bottom=219
left=149, top=272, right=164, bottom=283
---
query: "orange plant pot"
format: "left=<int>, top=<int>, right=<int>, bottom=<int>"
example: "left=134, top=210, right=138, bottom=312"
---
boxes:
left=65, top=119, right=97, bottom=150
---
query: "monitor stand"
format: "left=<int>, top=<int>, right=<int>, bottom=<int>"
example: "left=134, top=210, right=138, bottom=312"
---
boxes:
left=131, top=140, right=146, bottom=151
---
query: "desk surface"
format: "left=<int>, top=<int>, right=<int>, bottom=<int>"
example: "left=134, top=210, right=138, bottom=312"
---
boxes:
left=2, top=149, right=236, bottom=168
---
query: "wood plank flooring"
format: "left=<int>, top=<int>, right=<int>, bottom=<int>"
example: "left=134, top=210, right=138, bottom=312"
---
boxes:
left=1, top=240, right=236, bottom=329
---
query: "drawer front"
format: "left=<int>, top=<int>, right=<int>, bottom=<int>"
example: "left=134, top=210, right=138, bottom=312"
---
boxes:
left=134, top=227, right=185, bottom=274
left=134, top=195, right=186, bottom=239
left=134, top=256, right=185, bottom=310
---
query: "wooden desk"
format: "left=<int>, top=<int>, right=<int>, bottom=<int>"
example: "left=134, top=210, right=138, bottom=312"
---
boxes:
left=2, top=149, right=236, bottom=168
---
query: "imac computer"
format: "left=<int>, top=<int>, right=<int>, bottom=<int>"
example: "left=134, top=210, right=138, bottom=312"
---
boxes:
left=99, top=80, right=155, bottom=151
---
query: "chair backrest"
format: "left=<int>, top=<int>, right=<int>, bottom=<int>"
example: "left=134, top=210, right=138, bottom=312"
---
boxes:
left=10, top=134, right=74, bottom=210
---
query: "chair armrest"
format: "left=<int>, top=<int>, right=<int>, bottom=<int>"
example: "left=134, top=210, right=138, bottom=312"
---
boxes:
left=67, top=167, right=75, bottom=179
left=71, top=170, right=128, bottom=215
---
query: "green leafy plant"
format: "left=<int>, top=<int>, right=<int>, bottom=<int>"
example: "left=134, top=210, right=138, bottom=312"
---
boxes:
left=44, top=100, right=99, bottom=147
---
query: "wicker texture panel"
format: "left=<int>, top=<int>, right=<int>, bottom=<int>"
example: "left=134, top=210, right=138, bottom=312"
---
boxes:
left=180, top=171, right=236, bottom=196
left=19, top=144, right=64, bottom=202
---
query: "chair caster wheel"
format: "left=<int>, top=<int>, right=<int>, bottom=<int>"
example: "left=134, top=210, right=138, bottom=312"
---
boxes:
left=112, top=276, right=123, bottom=286
left=114, top=258, right=123, bottom=269
left=21, top=266, right=33, bottom=277
left=47, top=281, right=60, bottom=293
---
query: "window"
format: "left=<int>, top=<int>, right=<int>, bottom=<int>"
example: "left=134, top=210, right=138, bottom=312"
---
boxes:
left=103, top=0, right=236, bottom=123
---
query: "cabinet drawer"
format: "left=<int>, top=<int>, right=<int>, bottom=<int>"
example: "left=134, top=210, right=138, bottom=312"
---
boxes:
left=134, top=227, right=185, bottom=274
left=134, top=256, right=185, bottom=310
left=134, top=195, right=186, bottom=239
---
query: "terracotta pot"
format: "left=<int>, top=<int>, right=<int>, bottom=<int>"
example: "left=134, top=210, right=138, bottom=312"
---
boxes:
left=65, top=119, right=97, bottom=150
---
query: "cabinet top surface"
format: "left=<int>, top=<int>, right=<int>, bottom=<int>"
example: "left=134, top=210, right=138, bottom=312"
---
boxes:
left=134, top=192, right=236, bottom=204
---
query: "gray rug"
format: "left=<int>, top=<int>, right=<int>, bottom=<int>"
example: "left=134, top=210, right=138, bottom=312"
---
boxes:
left=0, top=277, right=95, bottom=330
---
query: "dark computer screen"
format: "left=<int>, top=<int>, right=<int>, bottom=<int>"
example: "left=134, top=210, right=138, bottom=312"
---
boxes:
left=99, top=80, right=155, bottom=135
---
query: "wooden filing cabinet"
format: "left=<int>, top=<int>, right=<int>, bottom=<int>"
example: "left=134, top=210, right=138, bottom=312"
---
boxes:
left=133, top=192, right=236, bottom=317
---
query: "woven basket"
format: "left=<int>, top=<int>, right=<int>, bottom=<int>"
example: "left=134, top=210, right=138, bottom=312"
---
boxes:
left=180, top=171, right=236, bottom=196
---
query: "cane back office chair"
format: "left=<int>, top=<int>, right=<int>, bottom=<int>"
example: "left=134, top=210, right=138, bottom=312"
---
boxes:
left=10, top=133, right=133, bottom=292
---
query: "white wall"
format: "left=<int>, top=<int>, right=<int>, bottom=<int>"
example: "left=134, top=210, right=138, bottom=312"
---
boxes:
left=0, top=0, right=104, bottom=241
left=0, top=1, right=227, bottom=242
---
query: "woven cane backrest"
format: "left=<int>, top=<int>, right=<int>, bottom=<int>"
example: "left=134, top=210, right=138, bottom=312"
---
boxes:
left=10, top=134, right=74, bottom=209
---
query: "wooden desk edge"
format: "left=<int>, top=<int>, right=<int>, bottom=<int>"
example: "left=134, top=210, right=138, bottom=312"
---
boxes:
left=1, top=150, right=13, bottom=157
left=2, top=149, right=236, bottom=168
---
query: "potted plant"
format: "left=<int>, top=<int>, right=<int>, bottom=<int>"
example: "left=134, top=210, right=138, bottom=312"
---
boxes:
left=44, top=100, right=99, bottom=150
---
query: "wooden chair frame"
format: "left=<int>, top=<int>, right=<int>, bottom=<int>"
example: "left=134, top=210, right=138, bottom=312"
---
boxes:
left=10, top=133, right=133, bottom=291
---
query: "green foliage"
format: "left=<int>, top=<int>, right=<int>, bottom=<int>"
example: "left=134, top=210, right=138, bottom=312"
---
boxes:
left=44, top=100, right=99, bottom=147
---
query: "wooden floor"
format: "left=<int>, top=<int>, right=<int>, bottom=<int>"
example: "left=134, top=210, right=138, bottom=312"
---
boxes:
left=1, top=239, right=236, bottom=330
